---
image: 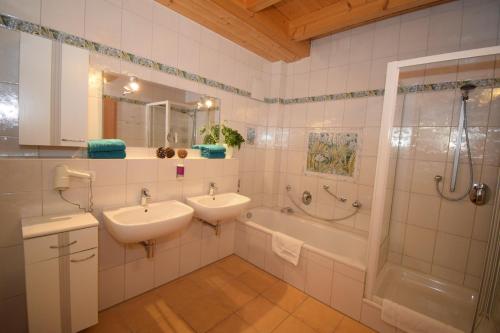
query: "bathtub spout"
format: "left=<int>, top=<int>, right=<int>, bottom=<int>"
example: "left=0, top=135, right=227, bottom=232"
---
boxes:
left=280, top=207, right=294, bottom=214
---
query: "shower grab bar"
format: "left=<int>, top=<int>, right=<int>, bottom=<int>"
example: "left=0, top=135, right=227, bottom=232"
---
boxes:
left=450, top=99, right=466, bottom=192
left=322, top=185, right=347, bottom=202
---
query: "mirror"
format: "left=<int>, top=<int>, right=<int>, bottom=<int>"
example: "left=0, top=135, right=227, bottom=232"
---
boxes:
left=93, top=70, right=220, bottom=148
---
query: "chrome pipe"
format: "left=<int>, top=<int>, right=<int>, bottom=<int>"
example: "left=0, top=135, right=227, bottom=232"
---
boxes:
left=450, top=98, right=465, bottom=192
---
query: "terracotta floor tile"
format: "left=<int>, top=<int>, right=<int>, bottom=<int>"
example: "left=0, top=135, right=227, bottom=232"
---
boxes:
left=261, top=280, right=307, bottom=313
left=188, top=265, right=234, bottom=291
left=116, top=292, right=168, bottom=332
left=176, top=293, right=234, bottom=332
left=82, top=308, right=131, bottom=333
left=236, top=296, right=288, bottom=333
left=207, top=314, right=258, bottom=333
left=137, top=298, right=195, bottom=333
left=334, top=316, right=376, bottom=333
left=236, top=267, right=279, bottom=293
left=273, top=315, right=318, bottom=333
left=155, top=277, right=209, bottom=311
left=211, top=278, right=258, bottom=310
left=293, top=298, right=344, bottom=333
left=215, top=255, right=254, bottom=276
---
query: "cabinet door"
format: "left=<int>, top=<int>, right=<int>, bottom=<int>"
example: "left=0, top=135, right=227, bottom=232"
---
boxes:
left=59, top=43, right=89, bottom=147
left=69, top=248, right=98, bottom=332
left=25, top=257, right=62, bottom=333
left=18, top=32, right=52, bottom=145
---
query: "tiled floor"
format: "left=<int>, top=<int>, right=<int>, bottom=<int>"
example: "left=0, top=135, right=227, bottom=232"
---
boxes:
left=84, top=255, right=375, bottom=333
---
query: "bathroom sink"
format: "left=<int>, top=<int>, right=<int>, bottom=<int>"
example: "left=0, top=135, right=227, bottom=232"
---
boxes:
left=186, top=192, right=251, bottom=223
left=103, top=200, right=194, bottom=243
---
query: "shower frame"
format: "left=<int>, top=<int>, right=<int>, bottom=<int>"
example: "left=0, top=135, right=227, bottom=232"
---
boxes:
left=365, top=45, right=500, bottom=300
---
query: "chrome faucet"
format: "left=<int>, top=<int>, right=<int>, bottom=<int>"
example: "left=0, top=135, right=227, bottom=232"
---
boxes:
left=208, top=182, right=217, bottom=197
left=141, top=188, right=151, bottom=206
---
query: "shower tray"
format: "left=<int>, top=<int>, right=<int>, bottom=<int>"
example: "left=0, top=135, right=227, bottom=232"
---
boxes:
left=374, top=264, right=478, bottom=332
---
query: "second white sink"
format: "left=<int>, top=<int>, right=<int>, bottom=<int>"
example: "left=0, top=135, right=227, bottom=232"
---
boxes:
left=186, top=192, right=251, bottom=223
left=103, top=200, right=194, bottom=243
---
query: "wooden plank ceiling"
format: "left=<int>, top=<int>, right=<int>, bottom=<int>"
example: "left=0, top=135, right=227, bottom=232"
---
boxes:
left=155, top=0, right=451, bottom=62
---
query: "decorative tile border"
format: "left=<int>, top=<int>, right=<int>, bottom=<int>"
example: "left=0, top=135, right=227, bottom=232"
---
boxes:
left=1, top=13, right=499, bottom=107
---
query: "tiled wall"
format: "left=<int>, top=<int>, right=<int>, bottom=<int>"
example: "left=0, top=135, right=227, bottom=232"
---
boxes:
left=0, top=157, right=239, bottom=330
left=268, top=0, right=500, bottom=236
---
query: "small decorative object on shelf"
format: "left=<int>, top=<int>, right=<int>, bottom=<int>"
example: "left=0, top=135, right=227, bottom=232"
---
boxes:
left=177, top=149, right=188, bottom=159
left=165, top=147, right=175, bottom=158
left=156, top=147, right=175, bottom=158
left=156, top=147, right=167, bottom=158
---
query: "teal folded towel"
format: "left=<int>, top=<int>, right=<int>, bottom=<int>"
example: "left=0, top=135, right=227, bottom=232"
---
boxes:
left=88, top=139, right=126, bottom=153
left=202, top=152, right=225, bottom=159
left=192, top=144, right=226, bottom=154
left=88, top=150, right=126, bottom=159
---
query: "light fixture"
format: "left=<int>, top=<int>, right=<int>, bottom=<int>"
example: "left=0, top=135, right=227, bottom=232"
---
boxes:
left=123, top=76, right=140, bottom=95
left=204, top=98, right=213, bottom=108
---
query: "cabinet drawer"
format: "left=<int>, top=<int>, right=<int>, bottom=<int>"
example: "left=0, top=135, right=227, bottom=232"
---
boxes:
left=24, top=227, right=97, bottom=264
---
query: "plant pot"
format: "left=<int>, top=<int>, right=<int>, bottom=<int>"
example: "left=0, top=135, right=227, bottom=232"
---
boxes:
left=223, top=144, right=233, bottom=159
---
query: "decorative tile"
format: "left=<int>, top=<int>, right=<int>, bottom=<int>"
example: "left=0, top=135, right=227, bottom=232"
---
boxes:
left=306, top=131, right=359, bottom=178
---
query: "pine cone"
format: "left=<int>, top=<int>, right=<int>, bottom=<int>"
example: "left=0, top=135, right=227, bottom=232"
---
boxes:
left=165, top=147, right=175, bottom=158
left=156, top=147, right=167, bottom=158
left=177, top=149, right=188, bottom=159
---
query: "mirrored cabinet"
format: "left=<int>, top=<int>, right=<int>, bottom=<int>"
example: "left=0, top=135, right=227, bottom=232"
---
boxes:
left=19, top=32, right=89, bottom=147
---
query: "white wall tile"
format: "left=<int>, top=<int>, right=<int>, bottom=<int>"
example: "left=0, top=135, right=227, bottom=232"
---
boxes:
left=85, top=0, right=122, bottom=49
left=99, top=265, right=125, bottom=310
left=154, top=247, right=180, bottom=286
left=0, top=0, right=41, bottom=23
left=121, top=9, right=152, bottom=58
left=41, top=0, right=85, bottom=37
left=331, top=272, right=363, bottom=320
left=124, top=257, right=154, bottom=298
left=179, top=240, right=201, bottom=275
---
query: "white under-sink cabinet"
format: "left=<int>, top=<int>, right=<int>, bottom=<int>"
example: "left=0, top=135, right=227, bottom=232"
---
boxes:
left=22, top=214, right=99, bottom=333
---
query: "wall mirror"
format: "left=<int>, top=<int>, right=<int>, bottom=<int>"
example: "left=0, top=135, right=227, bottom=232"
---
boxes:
left=92, top=71, right=221, bottom=149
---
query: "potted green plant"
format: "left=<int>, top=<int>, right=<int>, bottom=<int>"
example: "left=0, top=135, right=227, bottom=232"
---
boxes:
left=199, top=123, right=244, bottom=158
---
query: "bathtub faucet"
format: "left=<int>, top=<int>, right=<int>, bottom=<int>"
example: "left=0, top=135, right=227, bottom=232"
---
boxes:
left=280, top=207, right=294, bottom=214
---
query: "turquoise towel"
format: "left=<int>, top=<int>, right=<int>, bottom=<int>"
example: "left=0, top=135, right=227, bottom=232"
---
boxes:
left=202, top=153, right=225, bottom=159
left=88, top=139, right=126, bottom=152
left=192, top=144, right=226, bottom=154
left=88, top=150, right=126, bottom=159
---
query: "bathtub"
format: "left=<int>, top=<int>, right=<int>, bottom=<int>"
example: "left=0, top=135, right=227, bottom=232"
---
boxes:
left=235, top=207, right=368, bottom=319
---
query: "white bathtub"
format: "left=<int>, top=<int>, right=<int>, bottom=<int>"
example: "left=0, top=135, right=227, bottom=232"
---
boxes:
left=235, top=207, right=368, bottom=320
left=240, top=207, right=367, bottom=270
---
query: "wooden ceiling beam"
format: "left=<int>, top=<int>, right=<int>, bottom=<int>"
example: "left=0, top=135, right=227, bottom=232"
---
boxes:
left=246, top=0, right=284, bottom=12
left=289, top=0, right=451, bottom=41
left=155, top=0, right=309, bottom=62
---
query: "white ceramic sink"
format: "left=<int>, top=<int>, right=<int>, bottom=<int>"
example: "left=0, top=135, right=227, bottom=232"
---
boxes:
left=103, top=200, right=194, bottom=243
left=186, top=192, right=251, bottom=223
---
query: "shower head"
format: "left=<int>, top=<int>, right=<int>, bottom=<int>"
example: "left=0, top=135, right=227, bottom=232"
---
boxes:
left=460, top=83, right=476, bottom=100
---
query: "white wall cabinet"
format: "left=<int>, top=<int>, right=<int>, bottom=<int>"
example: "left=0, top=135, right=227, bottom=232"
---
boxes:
left=23, top=226, right=98, bottom=333
left=19, top=32, right=89, bottom=147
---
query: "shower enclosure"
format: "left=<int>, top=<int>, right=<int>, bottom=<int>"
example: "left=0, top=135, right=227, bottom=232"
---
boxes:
left=366, top=46, right=500, bottom=333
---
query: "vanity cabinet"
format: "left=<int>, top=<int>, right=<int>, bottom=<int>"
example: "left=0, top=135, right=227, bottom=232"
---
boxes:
left=22, top=214, right=99, bottom=333
left=19, top=32, right=89, bottom=147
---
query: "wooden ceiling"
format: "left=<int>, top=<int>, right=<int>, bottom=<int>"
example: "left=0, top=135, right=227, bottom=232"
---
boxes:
left=155, top=0, right=450, bottom=62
